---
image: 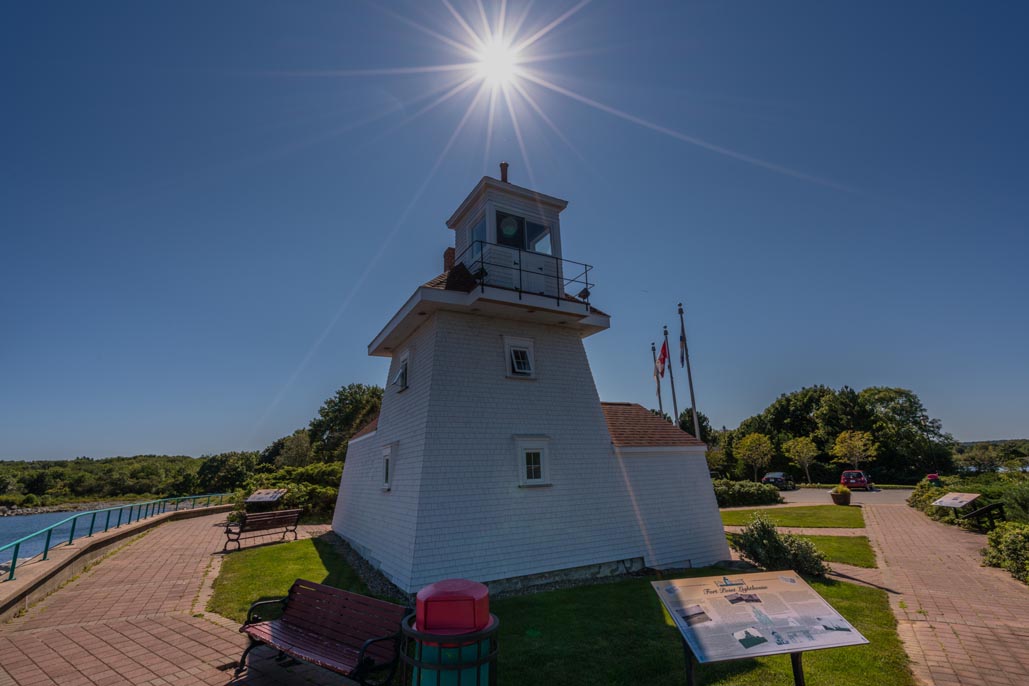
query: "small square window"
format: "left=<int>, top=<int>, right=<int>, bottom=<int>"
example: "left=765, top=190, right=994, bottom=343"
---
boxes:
left=503, top=336, right=535, bottom=379
left=510, top=348, right=532, bottom=376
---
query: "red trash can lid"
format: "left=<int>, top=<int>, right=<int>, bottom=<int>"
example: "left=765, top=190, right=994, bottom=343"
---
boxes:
left=416, top=579, right=490, bottom=634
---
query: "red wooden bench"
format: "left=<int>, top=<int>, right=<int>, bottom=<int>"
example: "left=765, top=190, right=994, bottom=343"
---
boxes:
left=236, top=578, right=409, bottom=685
left=223, top=508, right=301, bottom=551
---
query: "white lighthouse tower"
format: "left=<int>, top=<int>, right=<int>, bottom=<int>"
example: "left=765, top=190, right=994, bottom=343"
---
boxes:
left=332, top=166, right=729, bottom=593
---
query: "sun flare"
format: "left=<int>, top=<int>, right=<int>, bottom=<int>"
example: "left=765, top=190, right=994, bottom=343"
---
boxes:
left=475, top=40, right=519, bottom=87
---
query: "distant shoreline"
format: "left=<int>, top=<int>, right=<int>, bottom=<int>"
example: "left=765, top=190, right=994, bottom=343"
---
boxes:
left=0, top=500, right=136, bottom=518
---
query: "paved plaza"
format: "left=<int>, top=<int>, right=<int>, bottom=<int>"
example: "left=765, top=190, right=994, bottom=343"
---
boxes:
left=0, top=514, right=341, bottom=685
left=1, top=502, right=1027, bottom=685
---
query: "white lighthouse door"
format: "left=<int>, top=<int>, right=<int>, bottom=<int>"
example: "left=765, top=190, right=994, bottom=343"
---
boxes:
left=520, top=251, right=559, bottom=297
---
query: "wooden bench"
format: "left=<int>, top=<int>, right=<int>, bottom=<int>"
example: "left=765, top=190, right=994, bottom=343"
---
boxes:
left=236, top=579, right=409, bottom=685
left=223, top=508, right=301, bottom=551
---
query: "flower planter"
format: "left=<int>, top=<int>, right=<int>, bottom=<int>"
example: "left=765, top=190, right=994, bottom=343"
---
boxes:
left=830, top=491, right=851, bottom=506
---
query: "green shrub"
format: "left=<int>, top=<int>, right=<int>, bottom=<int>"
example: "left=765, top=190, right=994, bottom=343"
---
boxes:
left=20, top=493, right=40, bottom=507
left=729, top=514, right=829, bottom=576
left=240, top=462, right=344, bottom=523
left=0, top=494, right=24, bottom=508
left=831, top=485, right=851, bottom=495
left=983, top=521, right=1029, bottom=584
left=712, top=479, right=784, bottom=508
left=908, top=474, right=1029, bottom=527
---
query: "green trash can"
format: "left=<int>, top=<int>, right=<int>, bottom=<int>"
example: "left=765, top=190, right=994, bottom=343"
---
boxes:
left=400, top=578, right=499, bottom=685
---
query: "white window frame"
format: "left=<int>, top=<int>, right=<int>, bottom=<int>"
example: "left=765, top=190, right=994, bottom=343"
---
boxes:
left=503, top=336, right=535, bottom=379
left=381, top=443, right=396, bottom=491
left=391, top=350, right=410, bottom=392
left=514, top=436, right=550, bottom=487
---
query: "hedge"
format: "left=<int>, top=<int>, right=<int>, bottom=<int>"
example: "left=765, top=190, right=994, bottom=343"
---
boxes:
left=713, top=479, right=784, bottom=508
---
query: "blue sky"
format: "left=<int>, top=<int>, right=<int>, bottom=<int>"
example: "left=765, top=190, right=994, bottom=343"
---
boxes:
left=2, top=1, right=1027, bottom=460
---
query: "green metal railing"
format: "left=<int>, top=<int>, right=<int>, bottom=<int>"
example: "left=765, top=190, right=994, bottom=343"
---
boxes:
left=1, top=493, right=231, bottom=582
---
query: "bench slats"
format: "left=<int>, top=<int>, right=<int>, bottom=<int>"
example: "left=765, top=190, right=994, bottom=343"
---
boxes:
left=238, top=579, right=408, bottom=682
left=244, top=621, right=364, bottom=673
left=283, top=582, right=406, bottom=652
left=223, top=509, right=302, bottom=551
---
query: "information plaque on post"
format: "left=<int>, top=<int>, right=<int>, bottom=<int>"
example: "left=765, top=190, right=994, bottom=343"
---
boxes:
left=931, top=492, right=980, bottom=509
left=652, top=571, right=868, bottom=686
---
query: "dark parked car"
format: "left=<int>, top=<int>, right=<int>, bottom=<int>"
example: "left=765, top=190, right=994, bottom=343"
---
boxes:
left=840, top=470, right=874, bottom=491
left=761, top=472, right=796, bottom=490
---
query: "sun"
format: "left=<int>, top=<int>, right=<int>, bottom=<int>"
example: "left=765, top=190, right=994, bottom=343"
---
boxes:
left=475, top=39, right=520, bottom=87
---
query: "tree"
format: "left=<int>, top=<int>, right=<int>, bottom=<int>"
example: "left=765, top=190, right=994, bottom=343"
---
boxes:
left=196, top=452, right=258, bottom=492
left=308, top=384, right=383, bottom=461
left=677, top=409, right=713, bottom=444
left=830, top=430, right=878, bottom=470
left=955, top=443, right=1005, bottom=474
left=783, top=436, right=819, bottom=484
left=736, top=433, right=774, bottom=481
left=705, top=446, right=728, bottom=475
left=277, top=429, right=314, bottom=467
left=812, top=386, right=871, bottom=450
left=858, top=387, right=954, bottom=479
left=0, top=473, right=17, bottom=495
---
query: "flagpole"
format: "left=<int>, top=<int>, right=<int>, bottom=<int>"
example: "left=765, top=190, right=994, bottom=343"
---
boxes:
left=663, top=325, right=679, bottom=423
left=650, top=342, right=664, bottom=417
left=679, top=302, right=701, bottom=440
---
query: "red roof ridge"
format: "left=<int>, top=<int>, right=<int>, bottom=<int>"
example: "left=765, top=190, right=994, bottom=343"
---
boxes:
left=601, top=402, right=705, bottom=448
left=350, top=415, right=379, bottom=441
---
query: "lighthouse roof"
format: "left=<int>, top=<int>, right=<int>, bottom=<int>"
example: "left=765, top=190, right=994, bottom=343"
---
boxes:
left=601, top=402, right=705, bottom=448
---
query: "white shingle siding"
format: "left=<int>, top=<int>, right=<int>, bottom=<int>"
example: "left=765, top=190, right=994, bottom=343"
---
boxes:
left=332, top=316, right=439, bottom=590
left=613, top=446, right=730, bottom=568
left=333, top=309, right=729, bottom=592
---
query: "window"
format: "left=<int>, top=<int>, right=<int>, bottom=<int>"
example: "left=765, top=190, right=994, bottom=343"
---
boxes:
left=495, top=210, right=551, bottom=255
left=524, top=450, right=542, bottom=481
left=471, top=216, right=486, bottom=250
left=515, top=436, right=550, bottom=486
left=510, top=347, right=532, bottom=375
left=503, top=336, right=535, bottom=378
left=526, top=221, right=552, bottom=255
left=381, top=444, right=396, bottom=491
left=391, top=351, right=409, bottom=391
left=496, top=211, right=524, bottom=249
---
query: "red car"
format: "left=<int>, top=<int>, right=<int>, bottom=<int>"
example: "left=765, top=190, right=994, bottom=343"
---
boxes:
left=840, top=470, right=873, bottom=491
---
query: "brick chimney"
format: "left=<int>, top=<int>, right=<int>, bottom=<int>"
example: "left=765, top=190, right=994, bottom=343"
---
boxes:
left=443, top=247, right=455, bottom=272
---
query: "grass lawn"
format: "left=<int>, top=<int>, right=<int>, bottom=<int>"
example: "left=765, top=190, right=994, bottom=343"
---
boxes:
left=798, top=535, right=877, bottom=568
left=721, top=505, right=865, bottom=528
left=207, top=537, right=368, bottom=622
left=207, top=539, right=910, bottom=686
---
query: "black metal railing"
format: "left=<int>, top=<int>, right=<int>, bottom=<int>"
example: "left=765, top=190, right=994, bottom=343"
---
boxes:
left=454, top=240, right=593, bottom=310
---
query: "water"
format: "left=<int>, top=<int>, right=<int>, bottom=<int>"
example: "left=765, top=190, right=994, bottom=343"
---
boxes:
left=0, top=510, right=111, bottom=565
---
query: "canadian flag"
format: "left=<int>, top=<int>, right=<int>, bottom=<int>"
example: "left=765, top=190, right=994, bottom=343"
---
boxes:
left=656, top=340, right=669, bottom=378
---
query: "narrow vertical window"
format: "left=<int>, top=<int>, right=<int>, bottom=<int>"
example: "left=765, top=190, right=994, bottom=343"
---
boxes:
left=392, top=351, right=410, bottom=391
left=382, top=445, right=395, bottom=491
left=514, top=436, right=550, bottom=487
left=524, top=450, right=542, bottom=481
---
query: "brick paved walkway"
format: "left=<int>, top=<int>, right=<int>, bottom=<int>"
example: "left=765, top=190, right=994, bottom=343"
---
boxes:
left=865, top=504, right=1029, bottom=686
left=0, top=514, right=343, bottom=685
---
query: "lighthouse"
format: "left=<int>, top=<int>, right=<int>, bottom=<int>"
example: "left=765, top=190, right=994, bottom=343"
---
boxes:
left=331, top=166, right=729, bottom=593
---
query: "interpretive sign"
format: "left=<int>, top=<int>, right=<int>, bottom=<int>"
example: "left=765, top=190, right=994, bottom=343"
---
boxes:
left=931, top=492, right=980, bottom=509
left=245, top=489, right=287, bottom=503
left=652, top=571, right=868, bottom=664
